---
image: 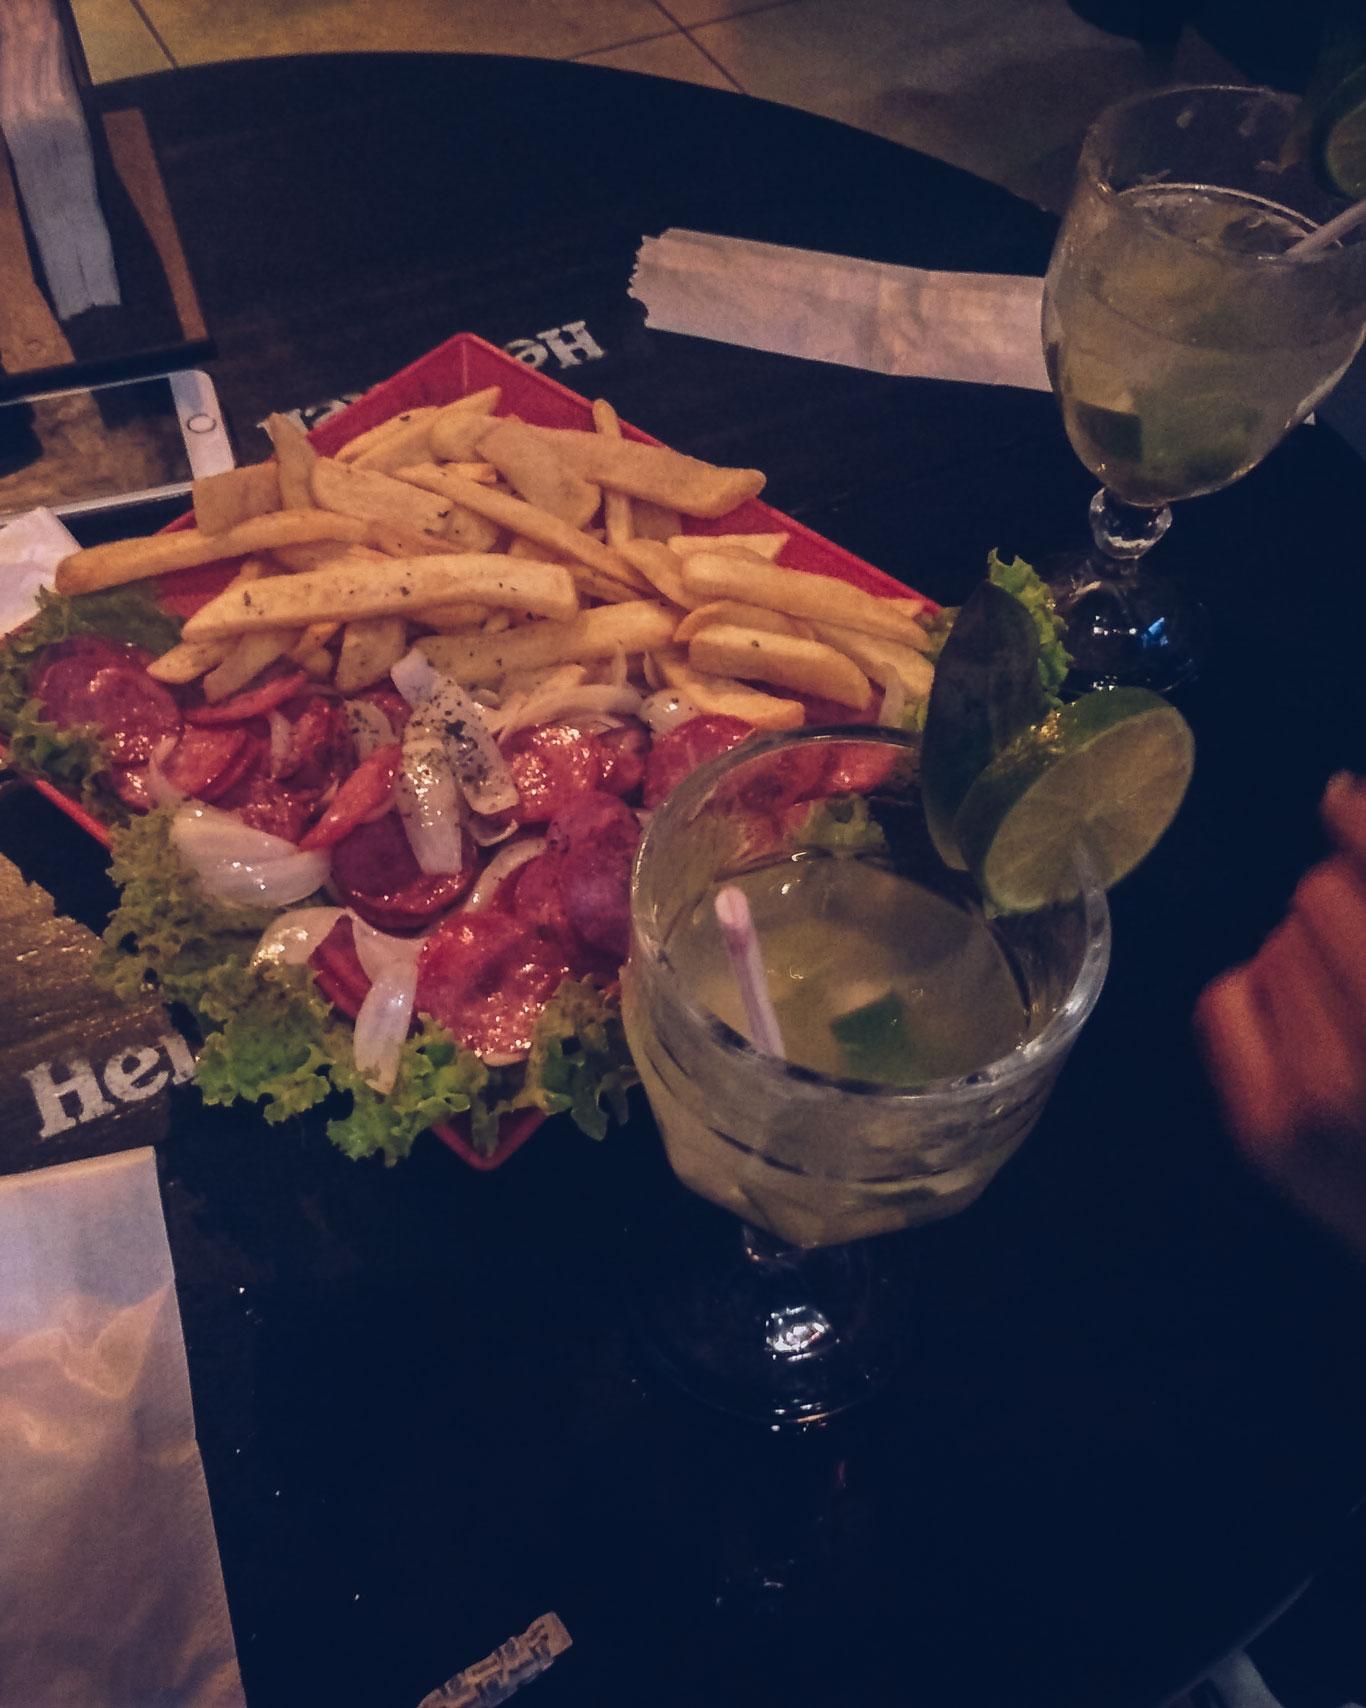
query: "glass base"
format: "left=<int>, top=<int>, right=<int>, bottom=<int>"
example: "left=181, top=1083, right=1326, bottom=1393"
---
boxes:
left=1046, top=553, right=1204, bottom=694
left=639, top=1219, right=902, bottom=1426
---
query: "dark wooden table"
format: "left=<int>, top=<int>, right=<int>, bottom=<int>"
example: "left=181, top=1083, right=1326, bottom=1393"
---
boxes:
left=3, top=52, right=1366, bottom=1708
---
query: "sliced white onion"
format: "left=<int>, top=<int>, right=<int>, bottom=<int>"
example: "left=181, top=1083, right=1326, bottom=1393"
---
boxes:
left=147, top=735, right=184, bottom=807
left=349, top=914, right=424, bottom=981
left=606, top=646, right=628, bottom=688
left=641, top=688, right=706, bottom=735
left=494, top=684, right=642, bottom=740
left=397, top=718, right=466, bottom=874
left=191, top=850, right=330, bottom=908
left=348, top=916, right=423, bottom=1093
left=252, top=906, right=347, bottom=965
left=267, top=709, right=292, bottom=776
left=352, top=964, right=417, bottom=1093
left=462, top=836, right=546, bottom=912
left=468, top=812, right=519, bottom=847
left=345, top=698, right=392, bottom=758
left=642, top=652, right=663, bottom=691
left=878, top=672, right=907, bottom=730
left=392, top=647, right=519, bottom=817
left=171, top=802, right=301, bottom=865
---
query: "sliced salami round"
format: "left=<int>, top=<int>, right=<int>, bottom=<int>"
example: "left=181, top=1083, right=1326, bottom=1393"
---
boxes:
left=800, top=695, right=878, bottom=729
left=309, top=917, right=371, bottom=1020
left=186, top=669, right=309, bottom=726
left=331, top=809, right=472, bottom=933
left=222, top=776, right=321, bottom=843
left=160, top=725, right=254, bottom=801
left=642, top=714, right=754, bottom=808
left=109, top=764, right=154, bottom=813
left=555, top=805, right=639, bottom=964
left=358, top=685, right=411, bottom=736
left=819, top=741, right=899, bottom=797
left=299, top=744, right=399, bottom=851
left=281, top=694, right=354, bottom=791
left=32, top=634, right=143, bottom=705
left=501, top=722, right=604, bottom=823
left=598, top=720, right=649, bottom=799
left=416, top=912, right=571, bottom=1062
left=506, top=853, right=575, bottom=949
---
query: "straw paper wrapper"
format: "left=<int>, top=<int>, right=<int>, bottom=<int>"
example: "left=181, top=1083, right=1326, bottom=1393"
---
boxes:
left=631, top=229, right=1050, bottom=392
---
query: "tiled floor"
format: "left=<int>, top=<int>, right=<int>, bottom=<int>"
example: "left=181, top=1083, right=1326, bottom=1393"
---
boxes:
left=72, top=0, right=1238, bottom=211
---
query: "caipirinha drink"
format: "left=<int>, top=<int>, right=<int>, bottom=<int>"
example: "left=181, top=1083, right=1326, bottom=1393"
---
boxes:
left=623, top=730, right=1113, bottom=1252
left=1043, top=183, right=1366, bottom=507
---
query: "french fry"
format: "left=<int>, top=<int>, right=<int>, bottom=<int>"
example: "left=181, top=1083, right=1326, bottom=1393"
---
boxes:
left=656, top=649, right=805, bottom=731
left=193, top=463, right=280, bottom=534
left=618, top=539, right=697, bottom=610
left=202, top=629, right=300, bottom=702
left=265, top=414, right=317, bottom=509
left=680, top=553, right=931, bottom=650
left=336, top=617, right=409, bottom=692
left=669, top=532, right=787, bottom=561
left=183, top=555, right=580, bottom=639
left=269, top=539, right=383, bottom=574
left=363, top=518, right=463, bottom=558
left=809, top=621, right=935, bottom=699
left=146, top=637, right=233, bottom=684
left=447, top=462, right=498, bottom=483
left=632, top=499, right=682, bottom=541
left=290, top=621, right=341, bottom=658
left=673, top=600, right=806, bottom=645
left=428, top=409, right=500, bottom=462
left=54, top=510, right=371, bottom=595
left=420, top=601, right=676, bottom=685
left=477, top=419, right=600, bottom=528
left=312, top=455, right=453, bottom=536
left=342, top=408, right=440, bottom=473
left=297, top=647, right=335, bottom=680
left=394, top=463, right=644, bottom=591
left=593, top=399, right=634, bottom=550
left=688, top=624, right=872, bottom=710
left=146, top=560, right=270, bottom=684
left=416, top=601, right=493, bottom=632
left=525, top=429, right=764, bottom=518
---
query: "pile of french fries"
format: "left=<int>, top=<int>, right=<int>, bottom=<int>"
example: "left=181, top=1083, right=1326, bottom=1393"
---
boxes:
left=53, top=386, right=935, bottom=726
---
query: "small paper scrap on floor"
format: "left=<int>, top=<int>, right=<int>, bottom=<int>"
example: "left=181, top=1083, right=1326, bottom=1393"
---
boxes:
left=416, top=1614, right=571, bottom=1708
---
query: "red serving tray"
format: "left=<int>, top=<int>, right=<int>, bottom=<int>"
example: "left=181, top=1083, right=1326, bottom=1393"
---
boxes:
left=30, top=331, right=932, bottom=1169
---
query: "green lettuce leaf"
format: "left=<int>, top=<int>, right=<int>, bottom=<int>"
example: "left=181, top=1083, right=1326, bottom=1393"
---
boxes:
left=99, top=808, right=636, bottom=1163
left=0, top=586, right=183, bottom=814
left=986, top=550, right=1069, bottom=705
left=801, top=792, right=889, bottom=854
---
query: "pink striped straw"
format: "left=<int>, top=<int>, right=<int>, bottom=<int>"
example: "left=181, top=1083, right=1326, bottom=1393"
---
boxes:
left=713, top=885, right=786, bottom=1059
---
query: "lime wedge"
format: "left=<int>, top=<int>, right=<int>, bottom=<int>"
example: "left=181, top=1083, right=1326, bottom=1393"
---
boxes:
left=1320, top=88, right=1366, bottom=199
left=953, top=689, right=1194, bottom=911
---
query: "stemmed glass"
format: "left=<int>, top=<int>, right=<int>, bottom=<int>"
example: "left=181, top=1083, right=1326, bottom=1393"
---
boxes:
left=622, top=729, right=1110, bottom=1424
left=1043, top=85, right=1366, bottom=690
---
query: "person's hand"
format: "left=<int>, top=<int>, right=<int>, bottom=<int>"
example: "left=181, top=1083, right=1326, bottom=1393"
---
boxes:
left=1194, top=773, right=1366, bottom=1259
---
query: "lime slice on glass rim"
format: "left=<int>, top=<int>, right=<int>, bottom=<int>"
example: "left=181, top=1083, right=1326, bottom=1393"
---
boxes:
left=1315, top=67, right=1366, bottom=200
left=952, top=688, right=1194, bottom=913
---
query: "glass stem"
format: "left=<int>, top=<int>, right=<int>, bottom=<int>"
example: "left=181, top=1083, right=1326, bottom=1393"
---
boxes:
left=740, top=1222, right=797, bottom=1268
left=1086, top=487, right=1172, bottom=579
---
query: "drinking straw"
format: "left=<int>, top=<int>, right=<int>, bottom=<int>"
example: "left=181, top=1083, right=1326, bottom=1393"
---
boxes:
left=1288, top=194, right=1366, bottom=259
left=714, top=885, right=787, bottom=1059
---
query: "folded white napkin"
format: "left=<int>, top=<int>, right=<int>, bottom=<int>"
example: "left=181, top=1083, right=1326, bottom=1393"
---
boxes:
left=630, top=229, right=1050, bottom=392
left=0, top=505, right=73, bottom=637
left=0, top=1148, right=245, bottom=1707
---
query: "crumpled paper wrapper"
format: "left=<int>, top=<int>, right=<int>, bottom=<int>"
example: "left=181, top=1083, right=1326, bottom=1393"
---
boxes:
left=630, top=229, right=1049, bottom=391
left=0, top=1148, right=245, bottom=1707
left=0, top=506, right=73, bottom=637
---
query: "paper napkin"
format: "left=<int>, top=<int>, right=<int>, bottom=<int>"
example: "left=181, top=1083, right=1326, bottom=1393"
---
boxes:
left=0, top=505, right=75, bottom=637
left=630, top=229, right=1050, bottom=392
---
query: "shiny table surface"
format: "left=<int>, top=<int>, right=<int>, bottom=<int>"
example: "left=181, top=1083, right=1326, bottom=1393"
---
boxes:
left=2, top=51, right=1365, bottom=1708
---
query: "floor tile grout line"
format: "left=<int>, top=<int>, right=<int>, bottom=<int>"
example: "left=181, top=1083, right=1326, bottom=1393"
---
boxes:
left=566, top=27, right=700, bottom=61
left=124, top=0, right=179, bottom=68
left=674, top=26, right=746, bottom=93
left=656, top=0, right=802, bottom=29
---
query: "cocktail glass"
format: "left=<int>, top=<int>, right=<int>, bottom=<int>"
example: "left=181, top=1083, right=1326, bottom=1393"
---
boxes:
left=1042, top=85, right=1366, bottom=691
left=622, top=729, right=1110, bottom=1424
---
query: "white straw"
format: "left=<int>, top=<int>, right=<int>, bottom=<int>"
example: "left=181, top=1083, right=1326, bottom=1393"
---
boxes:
left=713, top=885, right=786, bottom=1059
left=1287, top=195, right=1366, bottom=260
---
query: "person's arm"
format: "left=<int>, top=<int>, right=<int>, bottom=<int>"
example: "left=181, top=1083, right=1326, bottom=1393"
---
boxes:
left=1194, top=773, right=1366, bottom=1258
